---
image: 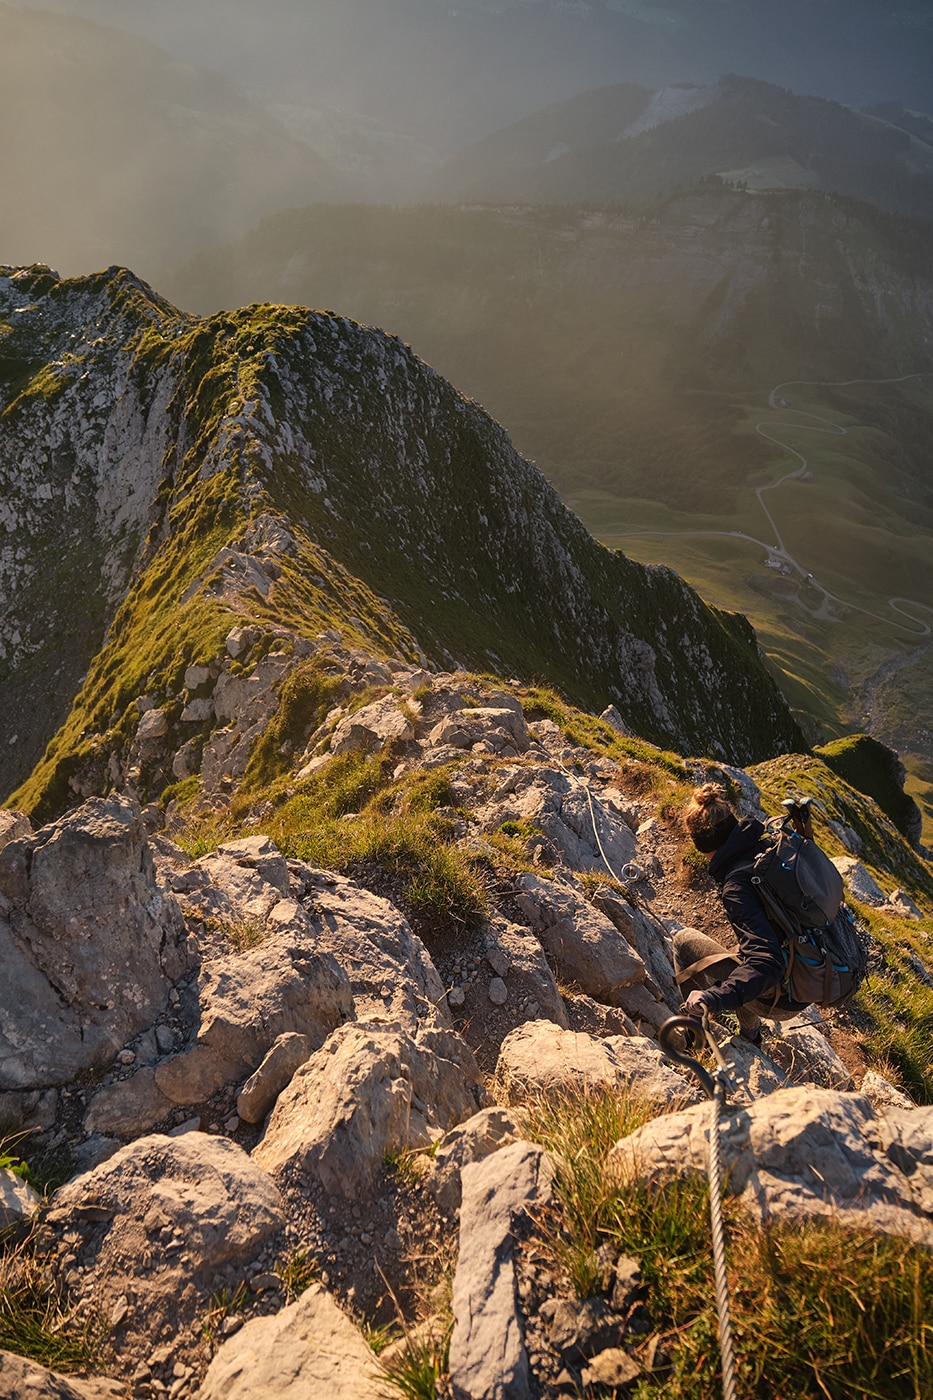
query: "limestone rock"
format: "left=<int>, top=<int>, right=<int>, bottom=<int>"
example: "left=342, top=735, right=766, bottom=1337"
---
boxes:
left=514, top=874, right=646, bottom=998
left=425, top=1106, right=528, bottom=1215
left=154, top=937, right=352, bottom=1106
left=608, top=980, right=670, bottom=1034
left=889, top=888, right=924, bottom=919
left=253, top=1022, right=488, bottom=1196
left=225, top=626, right=259, bottom=658
left=480, top=920, right=569, bottom=1030
left=0, top=1351, right=125, bottom=1399
left=84, top=1067, right=174, bottom=1140
left=831, top=857, right=888, bottom=907
left=612, top=1087, right=933, bottom=1245
left=861, top=1071, right=915, bottom=1112
left=328, top=694, right=417, bottom=756
left=136, top=708, right=169, bottom=742
left=48, top=1133, right=284, bottom=1349
left=297, top=868, right=449, bottom=1029
left=599, top=705, right=632, bottom=736
left=591, top=888, right=680, bottom=1010
left=480, top=766, right=635, bottom=874
left=493, top=1022, right=699, bottom=1107
left=0, top=809, right=31, bottom=852
left=582, top=1348, right=641, bottom=1389
left=0, top=796, right=192, bottom=1091
left=0, top=1166, right=41, bottom=1228
left=428, top=705, right=529, bottom=755
left=768, top=1021, right=853, bottom=1090
left=564, top=993, right=637, bottom=1039
left=449, top=1141, right=554, bottom=1400
left=237, top=1033, right=314, bottom=1125
left=199, top=1283, right=384, bottom=1398
left=716, top=1036, right=787, bottom=1108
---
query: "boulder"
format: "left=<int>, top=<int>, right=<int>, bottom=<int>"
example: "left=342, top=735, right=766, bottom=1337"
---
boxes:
left=607, top=980, right=670, bottom=1034
left=879, top=1104, right=933, bottom=1215
left=425, top=1106, right=528, bottom=1215
left=480, top=919, right=569, bottom=1029
left=564, top=993, right=637, bottom=1040
left=514, top=874, right=646, bottom=998
left=831, top=857, right=888, bottom=907
left=0, top=1166, right=41, bottom=1228
left=861, top=1071, right=915, bottom=1112
left=0, top=796, right=192, bottom=1091
left=253, top=1022, right=488, bottom=1196
left=0, top=809, right=31, bottom=852
left=428, top=706, right=529, bottom=756
left=612, top=1087, right=933, bottom=1246
left=297, top=868, right=449, bottom=1029
left=198, top=1284, right=384, bottom=1399
left=237, top=1033, right=314, bottom=1125
left=0, top=1352, right=124, bottom=1399
left=493, top=1022, right=699, bottom=1108
left=328, top=694, right=417, bottom=755
left=716, top=1036, right=787, bottom=1108
left=47, top=1133, right=285, bottom=1351
left=767, top=1021, right=853, bottom=1090
left=136, top=708, right=169, bottom=742
left=84, top=1067, right=174, bottom=1140
left=449, top=1141, right=554, bottom=1400
left=590, top=888, right=680, bottom=1010
left=889, top=889, right=924, bottom=919
left=154, top=937, right=353, bottom=1106
left=479, top=766, right=636, bottom=874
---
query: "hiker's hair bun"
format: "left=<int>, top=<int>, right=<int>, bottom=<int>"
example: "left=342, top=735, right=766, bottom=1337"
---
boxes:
left=683, top=782, right=738, bottom=852
left=693, top=782, right=728, bottom=808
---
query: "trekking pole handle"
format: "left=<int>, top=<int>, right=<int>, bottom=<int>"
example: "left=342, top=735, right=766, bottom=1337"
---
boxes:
left=658, top=1016, right=717, bottom=1099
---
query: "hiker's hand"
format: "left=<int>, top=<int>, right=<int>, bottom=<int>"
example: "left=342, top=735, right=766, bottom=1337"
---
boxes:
left=682, top=991, right=708, bottom=1021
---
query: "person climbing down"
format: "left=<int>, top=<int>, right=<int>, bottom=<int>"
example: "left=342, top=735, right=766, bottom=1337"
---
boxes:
left=673, top=782, right=807, bottom=1045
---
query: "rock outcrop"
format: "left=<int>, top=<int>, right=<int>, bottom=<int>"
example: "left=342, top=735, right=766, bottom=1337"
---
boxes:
left=0, top=796, right=192, bottom=1091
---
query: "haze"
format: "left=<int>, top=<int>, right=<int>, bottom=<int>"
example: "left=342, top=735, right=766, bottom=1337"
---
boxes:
left=4, top=0, right=933, bottom=278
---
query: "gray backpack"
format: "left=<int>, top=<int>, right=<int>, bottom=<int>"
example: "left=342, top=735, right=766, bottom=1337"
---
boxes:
left=747, top=818, right=868, bottom=1007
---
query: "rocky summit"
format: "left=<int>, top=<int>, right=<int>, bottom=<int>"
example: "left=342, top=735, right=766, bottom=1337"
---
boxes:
left=2, top=261, right=933, bottom=1398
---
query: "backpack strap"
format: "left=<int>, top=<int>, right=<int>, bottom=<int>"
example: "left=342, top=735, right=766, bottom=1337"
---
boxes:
left=674, top=951, right=735, bottom=986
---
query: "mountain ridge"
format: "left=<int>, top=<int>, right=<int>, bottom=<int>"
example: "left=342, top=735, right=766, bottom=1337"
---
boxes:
left=0, top=263, right=802, bottom=820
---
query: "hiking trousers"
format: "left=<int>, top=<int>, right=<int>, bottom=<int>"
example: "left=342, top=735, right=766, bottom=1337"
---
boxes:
left=672, top=927, right=801, bottom=1035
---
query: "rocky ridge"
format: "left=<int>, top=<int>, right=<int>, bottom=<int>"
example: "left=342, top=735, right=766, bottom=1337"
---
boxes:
left=2, top=622, right=933, bottom=1398
left=1, top=262, right=801, bottom=812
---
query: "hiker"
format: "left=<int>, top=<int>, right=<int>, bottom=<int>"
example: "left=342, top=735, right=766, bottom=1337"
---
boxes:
left=673, top=782, right=806, bottom=1045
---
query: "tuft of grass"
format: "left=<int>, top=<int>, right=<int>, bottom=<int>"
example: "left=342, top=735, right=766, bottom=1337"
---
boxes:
left=524, top=1087, right=657, bottom=1296
left=524, top=1087, right=933, bottom=1398
left=274, top=1249, right=318, bottom=1302
left=169, top=806, right=238, bottom=859
left=0, top=1229, right=102, bottom=1372
left=242, top=661, right=345, bottom=791
left=377, top=1322, right=452, bottom=1400
left=0, top=1132, right=33, bottom=1185
left=202, top=1280, right=249, bottom=1344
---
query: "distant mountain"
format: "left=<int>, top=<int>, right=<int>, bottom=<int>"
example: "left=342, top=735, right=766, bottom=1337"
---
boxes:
left=427, top=75, right=933, bottom=220
left=0, top=262, right=802, bottom=813
left=0, top=4, right=352, bottom=281
left=9, top=0, right=933, bottom=177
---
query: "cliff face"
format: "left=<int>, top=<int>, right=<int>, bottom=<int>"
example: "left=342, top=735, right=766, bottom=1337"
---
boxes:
left=1, top=262, right=801, bottom=816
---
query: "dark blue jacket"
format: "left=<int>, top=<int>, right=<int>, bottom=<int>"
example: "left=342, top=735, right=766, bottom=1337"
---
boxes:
left=702, top=818, right=789, bottom=1012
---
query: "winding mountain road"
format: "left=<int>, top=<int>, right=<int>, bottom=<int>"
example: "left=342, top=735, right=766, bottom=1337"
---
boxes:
left=619, top=371, right=933, bottom=638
